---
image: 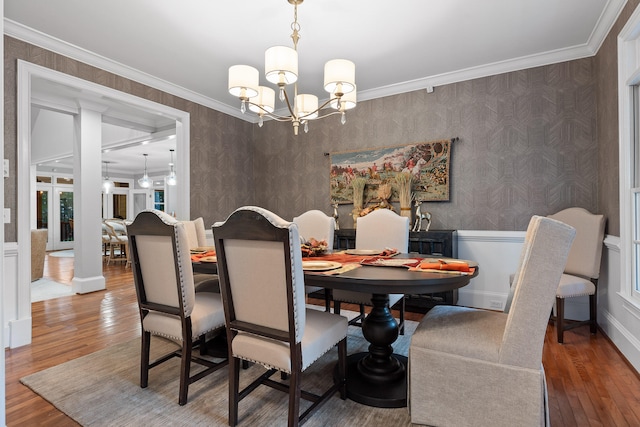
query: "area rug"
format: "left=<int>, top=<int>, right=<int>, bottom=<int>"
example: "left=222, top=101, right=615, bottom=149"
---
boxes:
left=21, top=319, right=416, bottom=426
left=31, top=278, right=73, bottom=302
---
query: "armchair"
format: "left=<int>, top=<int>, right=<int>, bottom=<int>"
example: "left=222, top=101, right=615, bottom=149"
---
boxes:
left=408, top=216, right=575, bottom=426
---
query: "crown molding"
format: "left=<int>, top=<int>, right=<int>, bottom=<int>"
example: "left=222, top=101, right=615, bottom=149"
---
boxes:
left=5, top=2, right=621, bottom=123
left=4, top=19, right=251, bottom=122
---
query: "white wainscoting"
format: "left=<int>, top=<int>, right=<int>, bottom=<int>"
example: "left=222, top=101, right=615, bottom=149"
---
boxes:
left=3, top=242, right=31, bottom=349
left=4, top=231, right=639, bottom=374
left=456, top=230, right=525, bottom=311
left=457, top=230, right=597, bottom=320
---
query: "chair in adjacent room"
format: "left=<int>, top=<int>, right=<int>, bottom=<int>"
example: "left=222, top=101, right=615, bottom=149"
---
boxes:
left=31, top=229, right=48, bottom=281
left=213, top=206, right=347, bottom=427
left=548, top=207, right=606, bottom=343
left=408, top=215, right=575, bottom=427
left=332, top=208, right=408, bottom=333
left=104, top=219, right=130, bottom=267
left=292, top=209, right=336, bottom=311
left=127, top=210, right=227, bottom=406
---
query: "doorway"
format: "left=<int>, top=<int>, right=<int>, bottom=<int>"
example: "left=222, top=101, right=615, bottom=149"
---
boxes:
left=36, top=180, right=75, bottom=251
left=14, top=60, right=192, bottom=347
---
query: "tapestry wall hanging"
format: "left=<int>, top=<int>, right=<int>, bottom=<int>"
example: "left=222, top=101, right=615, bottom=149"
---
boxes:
left=330, top=139, right=454, bottom=205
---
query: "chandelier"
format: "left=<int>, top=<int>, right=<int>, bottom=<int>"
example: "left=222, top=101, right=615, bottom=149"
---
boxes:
left=102, top=161, right=114, bottom=194
left=165, top=149, right=177, bottom=186
left=138, top=153, right=151, bottom=189
left=228, top=0, right=356, bottom=135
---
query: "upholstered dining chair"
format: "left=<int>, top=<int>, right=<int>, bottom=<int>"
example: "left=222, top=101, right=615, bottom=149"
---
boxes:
left=104, top=219, right=130, bottom=267
left=293, top=209, right=336, bottom=311
left=548, top=207, right=606, bottom=343
left=127, top=210, right=228, bottom=406
left=180, top=217, right=220, bottom=293
left=213, top=206, right=347, bottom=427
left=408, top=215, right=575, bottom=427
left=181, top=217, right=208, bottom=248
left=332, top=208, right=408, bottom=334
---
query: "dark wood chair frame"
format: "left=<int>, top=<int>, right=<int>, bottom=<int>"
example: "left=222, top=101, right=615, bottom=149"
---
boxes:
left=214, top=209, right=347, bottom=427
left=128, top=212, right=228, bottom=406
left=552, top=278, right=598, bottom=344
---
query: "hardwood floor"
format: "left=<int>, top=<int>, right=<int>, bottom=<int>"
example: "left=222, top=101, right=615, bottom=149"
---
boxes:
left=5, top=254, right=640, bottom=426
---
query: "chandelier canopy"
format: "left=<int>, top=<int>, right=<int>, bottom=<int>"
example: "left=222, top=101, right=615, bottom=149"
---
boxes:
left=228, top=0, right=356, bottom=135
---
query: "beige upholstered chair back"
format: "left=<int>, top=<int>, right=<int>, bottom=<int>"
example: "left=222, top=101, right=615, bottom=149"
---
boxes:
left=180, top=217, right=208, bottom=249
left=500, top=216, right=575, bottom=369
left=293, top=209, right=336, bottom=248
left=214, top=206, right=307, bottom=342
left=355, top=209, right=409, bottom=253
left=548, top=207, right=606, bottom=279
left=127, top=210, right=196, bottom=317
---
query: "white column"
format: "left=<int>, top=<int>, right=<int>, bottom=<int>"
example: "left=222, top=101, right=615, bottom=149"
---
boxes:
left=72, top=105, right=106, bottom=293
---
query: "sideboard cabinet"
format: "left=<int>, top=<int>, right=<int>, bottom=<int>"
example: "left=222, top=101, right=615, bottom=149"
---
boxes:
left=333, top=229, right=458, bottom=311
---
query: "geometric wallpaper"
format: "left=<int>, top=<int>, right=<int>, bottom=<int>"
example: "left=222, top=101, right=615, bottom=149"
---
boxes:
left=4, top=32, right=615, bottom=240
left=254, top=58, right=599, bottom=232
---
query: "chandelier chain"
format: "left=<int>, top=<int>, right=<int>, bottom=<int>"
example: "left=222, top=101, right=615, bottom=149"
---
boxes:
left=291, top=2, right=300, bottom=50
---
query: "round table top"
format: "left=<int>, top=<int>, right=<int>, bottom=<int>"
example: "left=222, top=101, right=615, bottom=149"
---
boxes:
left=303, top=262, right=477, bottom=294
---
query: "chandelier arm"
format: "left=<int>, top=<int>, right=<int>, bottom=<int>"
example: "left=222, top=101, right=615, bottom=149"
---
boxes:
left=313, top=110, right=344, bottom=120
left=281, top=87, right=298, bottom=118
left=297, top=96, right=341, bottom=120
left=245, top=101, right=297, bottom=121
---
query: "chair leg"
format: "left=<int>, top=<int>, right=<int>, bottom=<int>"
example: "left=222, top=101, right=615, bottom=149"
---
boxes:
left=178, top=338, right=192, bottom=405
left=140, top=331, right=151, bottom=388
left=324, top=289, right=331, bottom=312
left=288, top=370, right=301, bottom=427
left=589, top=293, right=598, bottom=334
left=229, top=357, right=240, bottom=426
left=337, top=338, right=347, bottom=400
left=398, top=297, right=405, bottom=336
left=556, top=296, right=565, bottom=344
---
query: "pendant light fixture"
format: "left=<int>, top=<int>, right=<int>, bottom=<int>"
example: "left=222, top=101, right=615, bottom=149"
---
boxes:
left=138, top=153, right=151, bottom=189
left=102, top=161, right=114, bottom=194
left=166, top=149, right=177, bottom=186
left=228, top=0, right=356, bottom=135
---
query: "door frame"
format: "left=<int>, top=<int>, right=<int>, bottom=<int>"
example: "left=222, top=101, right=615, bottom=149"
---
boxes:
left=16, top=60, right=191, bottom=347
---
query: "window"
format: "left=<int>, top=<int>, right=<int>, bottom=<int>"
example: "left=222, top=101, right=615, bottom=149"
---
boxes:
left=154, top=189, right=165, bottom=212
left=619, top=11, right=640, bottom=306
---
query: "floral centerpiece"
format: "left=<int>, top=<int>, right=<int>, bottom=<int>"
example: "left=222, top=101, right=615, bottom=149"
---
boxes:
left=301, top=237, right=328, bottom=257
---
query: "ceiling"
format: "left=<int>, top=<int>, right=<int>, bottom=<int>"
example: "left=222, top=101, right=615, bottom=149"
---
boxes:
left=4, top=0, right=627, bottom=174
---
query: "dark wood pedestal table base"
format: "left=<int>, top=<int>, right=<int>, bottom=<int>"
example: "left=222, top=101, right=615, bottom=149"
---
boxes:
left=345, top=293, right=407, bottom=407
left=304, top=259, right=478, bottom=408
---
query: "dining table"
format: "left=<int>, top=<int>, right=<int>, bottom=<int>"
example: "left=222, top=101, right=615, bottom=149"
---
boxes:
left=193, top=251, right=478, bottom=409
